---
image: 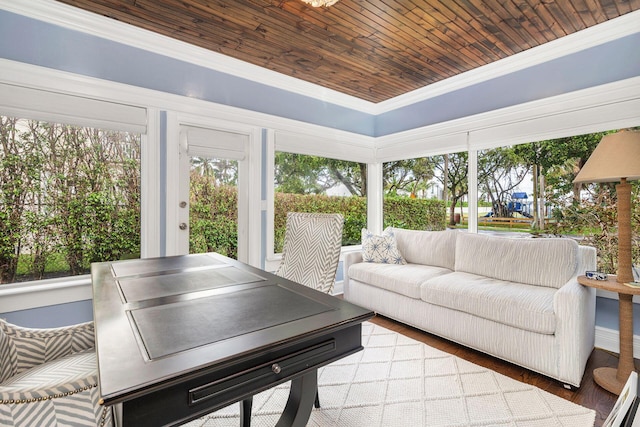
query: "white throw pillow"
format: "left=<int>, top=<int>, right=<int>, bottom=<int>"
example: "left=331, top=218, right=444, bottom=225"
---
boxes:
left=361, top=227, right=406, bottom=264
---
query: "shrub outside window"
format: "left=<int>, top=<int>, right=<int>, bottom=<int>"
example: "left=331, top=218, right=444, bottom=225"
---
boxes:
left=273, top=152, right=367, bottom=252
left=0, top=116, right=141, bottom=284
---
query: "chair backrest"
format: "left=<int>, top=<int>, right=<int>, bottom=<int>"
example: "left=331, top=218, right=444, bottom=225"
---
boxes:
left=0, top=320, right=13, bottom=383
left=275, top=212, right=344, bottom=294
left=0, top=319, right=94, bottom=382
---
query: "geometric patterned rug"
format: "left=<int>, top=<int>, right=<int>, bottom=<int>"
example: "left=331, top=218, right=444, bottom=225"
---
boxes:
left=184, top=322, right=595, bottom=427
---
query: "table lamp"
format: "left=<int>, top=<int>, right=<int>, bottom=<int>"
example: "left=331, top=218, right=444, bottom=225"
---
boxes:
left=573, top=129, right=640, bottom=284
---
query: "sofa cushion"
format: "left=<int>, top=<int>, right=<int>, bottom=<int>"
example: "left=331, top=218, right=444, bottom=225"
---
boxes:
left=392, top=228, right=458, bottom=270
left=454, top=233, right=578, bottom=289
left=348, top=263, right=452, bottom=299
left=421, top=272, right=557, bottom=334
left=361, top=227, right=406, bottom=264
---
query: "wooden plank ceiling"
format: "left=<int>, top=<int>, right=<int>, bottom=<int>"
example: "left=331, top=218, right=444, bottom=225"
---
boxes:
left=55, top=0, right=640, bottom=103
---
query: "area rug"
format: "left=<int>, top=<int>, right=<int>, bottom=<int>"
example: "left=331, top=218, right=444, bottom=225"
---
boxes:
left=184, top=322, right=595, bottom=427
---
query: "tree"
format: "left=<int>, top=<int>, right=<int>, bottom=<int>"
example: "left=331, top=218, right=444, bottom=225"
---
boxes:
left=0, top=116, right=141, bottom=283
left=274, top=152, right=367, bottom=196
left=274, top=153, right=439, bottom=199
left=327, top=158, right=367, bottom=196
left=478, top=147, right=529, bottom=218
left=383, top=158, right=434, bottom=197
left=515, top=129, right=639, bottom=273
left=0, top=118, right=43, bottom=282
left=511, top=132, right=609, bottom=229
left=429, top=153, right=468, bottom=226
left=191, top=157, right=217, bottom=178
left=191, top=157, right=238, bottom=186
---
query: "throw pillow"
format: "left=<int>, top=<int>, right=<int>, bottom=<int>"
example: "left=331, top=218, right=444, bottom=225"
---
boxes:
left=361, top=227, right=406, bottom=264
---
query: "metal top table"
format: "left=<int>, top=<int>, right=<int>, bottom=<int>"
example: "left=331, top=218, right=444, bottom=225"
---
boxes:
left=91, top=252, right=373, bottom=426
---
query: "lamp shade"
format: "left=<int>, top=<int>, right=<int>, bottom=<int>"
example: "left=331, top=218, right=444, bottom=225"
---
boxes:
left=573, top=130, right=640, bottom=184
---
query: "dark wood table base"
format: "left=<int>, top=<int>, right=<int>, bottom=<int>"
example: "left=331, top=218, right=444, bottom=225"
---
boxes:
left=241, top=371, right=318, bottom=427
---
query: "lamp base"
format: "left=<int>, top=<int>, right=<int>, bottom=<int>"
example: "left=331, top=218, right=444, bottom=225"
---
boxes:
left=594, top=367, right=630, bottom=395
left=617, top=180, right=634, bottom=284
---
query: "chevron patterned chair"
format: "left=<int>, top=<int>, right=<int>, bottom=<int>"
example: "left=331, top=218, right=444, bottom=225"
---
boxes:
left=241, top=212, right=344, bottom=426
left=0, top=319, right=113, bottom=427
left=275, top=212, right=344, bottom=294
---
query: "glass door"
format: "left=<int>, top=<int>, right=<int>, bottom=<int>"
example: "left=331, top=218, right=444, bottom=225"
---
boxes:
left=178, top=126, right=249, bottom=262
left=188, top=155, right=239, bottom=258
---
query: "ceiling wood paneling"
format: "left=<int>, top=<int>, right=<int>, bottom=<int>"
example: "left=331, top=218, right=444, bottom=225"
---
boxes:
left=55, top=0, right=640, bottom=103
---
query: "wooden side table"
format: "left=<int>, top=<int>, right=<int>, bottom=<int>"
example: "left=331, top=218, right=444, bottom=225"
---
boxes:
left=578, top=275, right=640, bottom=395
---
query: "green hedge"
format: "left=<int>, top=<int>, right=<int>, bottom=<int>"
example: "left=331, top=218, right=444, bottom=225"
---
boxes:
left=189, top=177, right=238, bottom=259
left=190, top=183, right=446, bottom=256
left=11, top=179, right=445, bottom=281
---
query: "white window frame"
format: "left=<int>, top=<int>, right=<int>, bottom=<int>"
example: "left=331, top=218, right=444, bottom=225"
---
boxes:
left=0, top=64, right=158, bottom=313
left=1, top=60, right=638, bottom=312
left=265, top=130, right=376, bottom=272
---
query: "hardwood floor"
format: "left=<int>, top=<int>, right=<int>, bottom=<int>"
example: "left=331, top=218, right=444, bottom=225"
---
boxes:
left=369, top=315, right=626, bottom=427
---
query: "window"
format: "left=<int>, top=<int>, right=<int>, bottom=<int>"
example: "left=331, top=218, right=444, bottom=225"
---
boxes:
left=273, top=152, right=366, bottom=252
left=0, top=116, right=141, bottom=284
left=382, top=157, right=447, bottom=231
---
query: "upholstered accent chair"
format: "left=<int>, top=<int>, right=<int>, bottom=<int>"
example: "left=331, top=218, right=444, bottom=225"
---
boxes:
left=0, top=319, right=113, bottom=427
left=275, top=212, right=345, bottom=294
left=241, top=212, right=344, bottom=425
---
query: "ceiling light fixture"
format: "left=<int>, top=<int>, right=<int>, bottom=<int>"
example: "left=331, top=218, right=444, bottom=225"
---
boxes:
left=301, top=0, right=339, bottom=7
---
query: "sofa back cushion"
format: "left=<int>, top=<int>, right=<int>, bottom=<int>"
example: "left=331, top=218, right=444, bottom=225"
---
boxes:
left=454, top=233, right=578, bottom=289
left=392, top=228, right=457, bottom=270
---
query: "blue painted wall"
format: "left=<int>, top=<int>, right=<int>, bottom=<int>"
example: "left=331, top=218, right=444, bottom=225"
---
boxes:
left=0, top=9, right=637, bottom=336
left=0, top=10, right=374, bottom=136
left=375, top=34, right=640, bottom=136
left=2, top=10, right=638, bottom=137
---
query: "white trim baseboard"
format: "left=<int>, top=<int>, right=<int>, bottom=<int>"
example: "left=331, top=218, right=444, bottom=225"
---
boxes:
left=595, top=325, right=640, bottom=359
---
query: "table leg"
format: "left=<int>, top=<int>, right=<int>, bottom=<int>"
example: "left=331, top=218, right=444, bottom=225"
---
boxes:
left=240, top=397, right=252, bottom=427
left=594, top=293, right=637, bottom=395
left=275, top=370, right=318, bottom=427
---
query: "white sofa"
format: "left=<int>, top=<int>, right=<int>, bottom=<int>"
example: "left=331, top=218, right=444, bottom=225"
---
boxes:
left=343, top=228, right=597, bottom=388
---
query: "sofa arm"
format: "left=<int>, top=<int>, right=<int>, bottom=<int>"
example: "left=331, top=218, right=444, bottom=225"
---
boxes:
left=576, top=245, right=597, bottom=278
left=343, top=251, right=363, bottom=298
left=0, top=319, right=95, bottom=380
left=552, top=245, right=597, bottom=386
left=553, top=275, right=596, bottom=386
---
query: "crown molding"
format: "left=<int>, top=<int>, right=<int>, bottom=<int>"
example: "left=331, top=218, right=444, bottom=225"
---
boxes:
left=2, top=1, right=639, bottom=116
left=372, top=9, right=640, bottom=114
left=0, top=58, right=375, bottom=150
left=0, top=0, right=378, bottom=113
left=375, top=76, right=640, bottom=162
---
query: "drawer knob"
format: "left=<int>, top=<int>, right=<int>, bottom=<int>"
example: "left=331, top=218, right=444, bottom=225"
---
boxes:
left=271, top=363, right=282, bottom=374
